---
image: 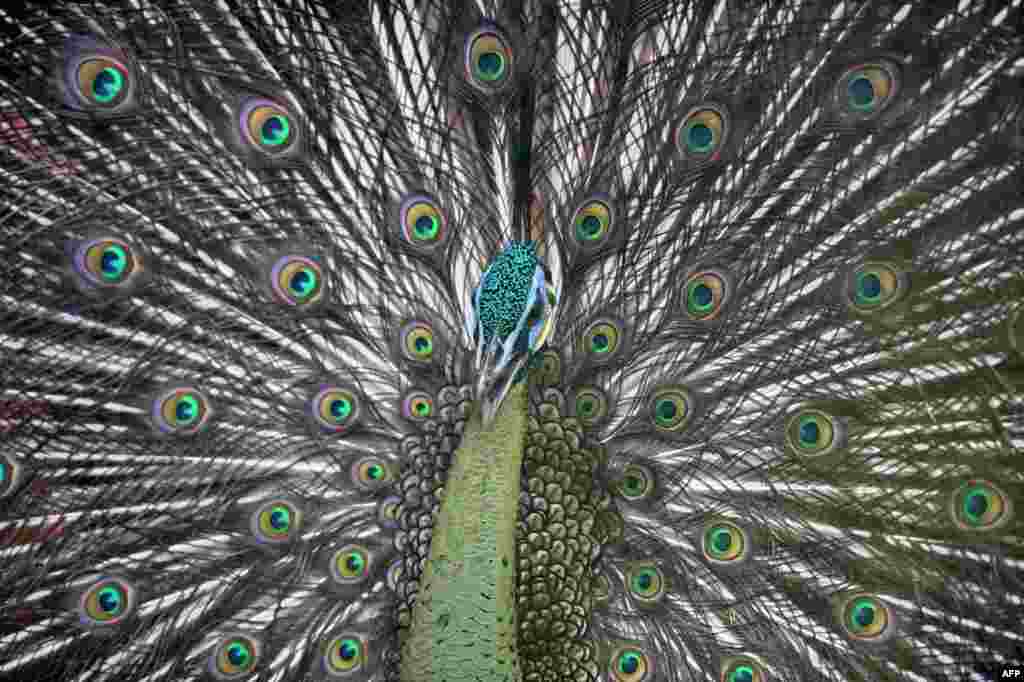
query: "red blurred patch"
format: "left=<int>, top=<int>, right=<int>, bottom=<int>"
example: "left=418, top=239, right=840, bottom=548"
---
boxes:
left=0, top=522, right=64, bottom=546
left=0, top=400, right=50, bottom=419
left=29, top=479, right=50, bottom=497
left=0, top=113, right=80, bottom=177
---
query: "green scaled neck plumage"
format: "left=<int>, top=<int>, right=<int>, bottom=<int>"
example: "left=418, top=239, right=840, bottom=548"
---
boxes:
left=399, top=382, right=528, bottom=682
left=399, top=241, right=555, bottom=680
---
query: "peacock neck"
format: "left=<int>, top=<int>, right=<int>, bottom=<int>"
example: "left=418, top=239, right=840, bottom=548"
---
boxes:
left=399, top=383, right=528, bottom=681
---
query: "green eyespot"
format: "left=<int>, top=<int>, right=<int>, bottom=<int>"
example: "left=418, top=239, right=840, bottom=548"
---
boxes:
left=685, top=269, right=731, bottom=321
left=322, top=633, right=368, bottom=677
left=401, top=321, right=436, bottom=364
left=252, top=498, right=302, bottom=546
left=152, top=387, right=211, bottom=436
left=617, top=464, right=655, bottom=503
left=85, top=240, right=132, bottom=283
left=332, top=544, right=371, bottom=584
left=573, top=386, right=609, bottom=427
left=572, top=196, right=614, bottom=248
left=950, top=479, right=1012, bottom=532
left=399, top=193, right=447, bottom=248
left=701, top=519, right=751, bottom=566
left=625, top=562, right=667, bottom=606
left=844, top=260, right=908, bottom=313
left=77, top=58, right=129, bottom=106
left=76, top=574, right=137, bottom=630
left=465, top=24, right=514, bottom=92
left=784, top=409, right=844, bottom=458
left=677, top=104, right=728, bottom=161
left=209, top=634, right=260, bottom=680
left=69, top=233, right=150, bottom=295
left=720, top=654, right=767, bottom=682
left=836, top=61, right=900, bottom=119
left=312, top=386, right=359, bottom=432
left=609, top=644, right=654, bottom=682
left=582, top=318, right=624, bottom=360
left=271, top=254, right=324, bottom=307
left=650, top=386, right=695, bottom=433
left=837, top=593, right=894, bottom=642
left=401, top=389, right=434, bottom=422
left=62, top=36, right=140, bottom=118
left=351, top=456, right=395, bottom=493
left=241, top=97, right=297, bottom=154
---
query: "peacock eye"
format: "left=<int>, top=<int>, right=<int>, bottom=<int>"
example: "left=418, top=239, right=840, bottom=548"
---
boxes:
left=677, top=104, right=727, bottom=161
left=209, top=634, right=260, bottom=679
left=61, top=36, right=139, bottom=116
left=701, top=520, right=751, bottom=565
left=401, top=389, right=434, bottom=422
left=572, top=386, right=609, bottom=426
left=838, top=593, right=893, bottom=642
left=784, top=409, right=845, bottom=457
left=312, top=387, right=359, bottom=432
left=152, top=387, right=211, bottom=436
left=571, top=197, right=614, bottom=247
left=71, top=236, right=145, bottom=291
left=332, top=544, right=372, bottom=583
left=399, top=193, right=447, bottom=248
left=77, top=575, right=136, bottom=628
left=240, top=97, right=296, bottom=154
left=684, top=269, right=730, bottom=320
left=464, top=24, right=514, bottom=92
left=609, top=645, right=653, bottom=682
left=252, top=499, right=302, bottom=545
left=582, top=320, right=622, bottom=357
left=617, top=464, right=655, bottom=503
left=77, top=57, right=129, bottom=106
left=323, top=634, right=367, bottom=675
left=649, top=386, right=694, bottom=433
left=950, top=479, right=1011, bottom=532
left=270, top=254, right=324, bottom=307
left=86, top=240, right=131, bottom=283
left=836, top=61, right=899, bottom=119
left=401, top=321, right=435, bottom=363
left=625, top=562, right=667, bottom=606
left=720, top=655, right=767, bottom=682
left=351, top=455, right=395, bottom=492
left=846, top=261, right=907, bottom=312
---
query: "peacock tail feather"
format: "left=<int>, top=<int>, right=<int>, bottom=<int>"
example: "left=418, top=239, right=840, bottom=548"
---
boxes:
left=1, top=1, right=1023, bottom=681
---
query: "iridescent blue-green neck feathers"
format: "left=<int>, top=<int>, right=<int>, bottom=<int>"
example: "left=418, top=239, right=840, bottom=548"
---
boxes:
left=471, top=241, right=557, bottom=423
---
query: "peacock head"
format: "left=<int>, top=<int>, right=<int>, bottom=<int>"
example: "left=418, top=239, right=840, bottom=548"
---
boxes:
left=470, top=241, right=557, bottom=424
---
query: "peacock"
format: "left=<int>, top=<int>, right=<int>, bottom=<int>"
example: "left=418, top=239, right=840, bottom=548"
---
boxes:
left=1, top=0, right=1023, bottom=680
